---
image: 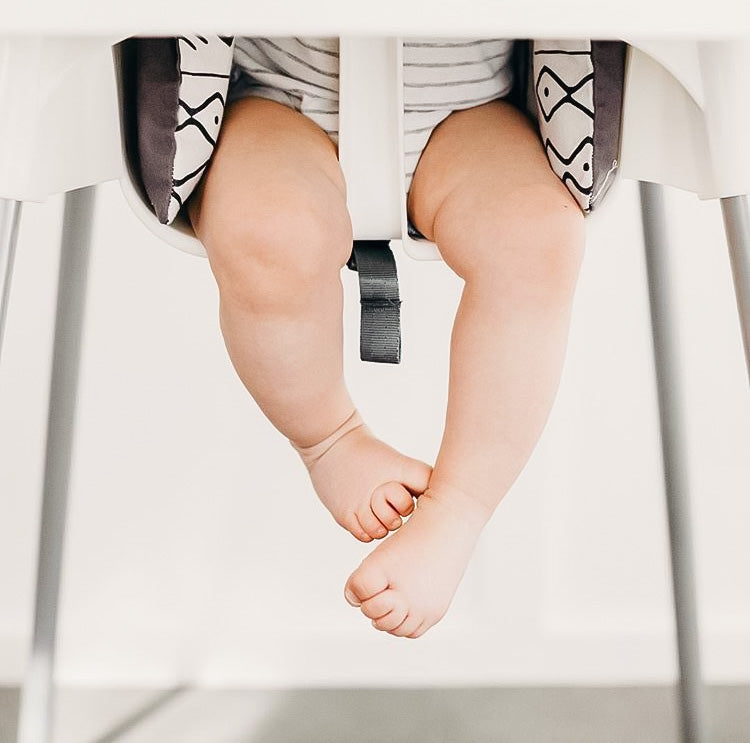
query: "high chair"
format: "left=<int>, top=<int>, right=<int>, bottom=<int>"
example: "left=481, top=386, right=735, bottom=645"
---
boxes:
left=1, top=33, right=749, bottom=743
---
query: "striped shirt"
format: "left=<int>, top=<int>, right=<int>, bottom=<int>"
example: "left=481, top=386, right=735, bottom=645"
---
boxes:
left=229, top=37, right=515, bottom=192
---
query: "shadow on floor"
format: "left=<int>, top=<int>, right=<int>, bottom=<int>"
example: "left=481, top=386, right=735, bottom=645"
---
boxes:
left=1, top=685, right=748, bottom=742
left=241, top=686, right=748, bottom=743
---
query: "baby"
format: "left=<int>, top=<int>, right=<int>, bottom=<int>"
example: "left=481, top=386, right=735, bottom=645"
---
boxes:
left=186, top=37, right=584, bottom=638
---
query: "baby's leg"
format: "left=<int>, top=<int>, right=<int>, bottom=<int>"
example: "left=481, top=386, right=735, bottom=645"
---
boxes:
left=187, top=97, right=430, bottom=540
left=345, top=100, right=585, bottom=636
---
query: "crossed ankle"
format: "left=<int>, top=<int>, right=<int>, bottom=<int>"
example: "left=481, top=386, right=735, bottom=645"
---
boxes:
left=419, top=479, right=494, bottom=529
left=289, top=409, right=365, bottom=469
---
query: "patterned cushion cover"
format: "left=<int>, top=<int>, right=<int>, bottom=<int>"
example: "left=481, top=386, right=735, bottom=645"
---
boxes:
left=120, top=35, right=234, bottom=224
left=122, top=36, right=625, bottom=224
left=532, top=40, right=626, bottom=212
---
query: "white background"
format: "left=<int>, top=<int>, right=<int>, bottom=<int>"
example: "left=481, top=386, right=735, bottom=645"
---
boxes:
left=0, top=173, right=748, bottom=687
left=5, top=0, right=750, bottom=37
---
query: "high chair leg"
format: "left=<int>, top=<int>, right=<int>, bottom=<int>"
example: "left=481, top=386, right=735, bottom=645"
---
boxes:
left=719, top=195, right=750, bottom=383
left=16, top=186, right=96, bottom=743
left=0, top=199, right=22, bottom=366
left=638, top=181, right=708, bottom=743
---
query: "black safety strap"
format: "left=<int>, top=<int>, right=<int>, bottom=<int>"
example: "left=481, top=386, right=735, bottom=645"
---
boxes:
left=347, top=240, right=401, bottom=364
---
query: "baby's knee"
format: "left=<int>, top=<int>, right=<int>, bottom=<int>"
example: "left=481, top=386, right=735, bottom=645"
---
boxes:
left=200, top=193, right=353, bottom=313
left=436, top=183, right=585, bottom=295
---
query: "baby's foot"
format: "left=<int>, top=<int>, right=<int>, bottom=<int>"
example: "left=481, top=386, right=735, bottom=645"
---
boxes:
left=343, top=482, right=490, bottom=638
left=291, top=410, right=432, bottom=542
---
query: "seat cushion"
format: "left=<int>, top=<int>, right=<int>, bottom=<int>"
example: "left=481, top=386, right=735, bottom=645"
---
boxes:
left=532, top=40, right=627, bottom=213
left=123, top=35, right=234, bottom=224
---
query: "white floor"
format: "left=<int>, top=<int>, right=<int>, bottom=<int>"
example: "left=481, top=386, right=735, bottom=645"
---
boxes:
left=1, top=686, right=748, bottom=743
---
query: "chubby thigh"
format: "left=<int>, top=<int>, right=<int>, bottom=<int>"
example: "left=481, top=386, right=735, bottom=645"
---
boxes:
left=406, top=99, right=585, bottom=284
left=186, top=93, right=583, bottom=296
left=186, top=94, right=354, bottom=297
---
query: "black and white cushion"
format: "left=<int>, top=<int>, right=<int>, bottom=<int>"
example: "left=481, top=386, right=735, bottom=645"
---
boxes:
left=121, top=34, right=234, bottom=225
left=532, top=40, right=626, bottom=212
left=169, top=35, right=235, bottom=223
left=123, top=36, right=626, bottom=223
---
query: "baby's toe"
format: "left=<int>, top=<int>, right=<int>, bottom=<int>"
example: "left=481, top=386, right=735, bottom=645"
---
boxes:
left=401, top=458, right=433, bottom=496
left=357, top=507, right=388, bottom=540
left=360, top=588, right=406, bottom=621
left=363, top=590, right=410, bottom=632
left=346, top=515, right=374, bottom=543
left=407, top=621, right=429, bottom=639
left=389, top=613, right=424, bottom=638
left=373, top=607, right=409, bottom=632
left=375, top=481, right=416, bottom=518
left=371, top=483, right=411, bottom=530
left=345, top=560, right=389, bottom=607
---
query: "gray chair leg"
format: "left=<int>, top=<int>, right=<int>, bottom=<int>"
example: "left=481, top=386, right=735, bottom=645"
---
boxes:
left=718, top=196, right=750, bottom=384
left=638, top=181, right=708, bottom=743
left=16, top=186, right=96, bottom=743
left=0, top=199, right=23, bottom=365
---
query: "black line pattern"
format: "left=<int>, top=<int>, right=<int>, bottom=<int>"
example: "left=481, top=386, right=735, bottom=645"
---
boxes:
left=173, top=157, right=211, bottom=188
left=168, top=36, right=235, bottom=223
left=535, top=67, right=594, bottom=122
left=181, top=70, right=231, bottom=78
left=177, top=36, right=197, bottom=50
left=533, top=43, right=595, bottom=210
left=175, top=118, right=216, bottom=147
left=534, top=49, right=592, bottom=56
left=544, top=136, right=593, bottom=166
left=176, top=94, right=226, bottom=145
left=560, top=171, right=592, bottom=195
left=161, top=36, right=606, bottom=223
left=177, top=35, right=212, bottom=49
left=178, top=92, right=227, bottom=115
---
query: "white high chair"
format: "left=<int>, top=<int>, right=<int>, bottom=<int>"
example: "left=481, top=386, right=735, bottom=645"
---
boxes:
left=1, top=33, right=749, bottom=743
left=118, top=38, right=437, bottom=258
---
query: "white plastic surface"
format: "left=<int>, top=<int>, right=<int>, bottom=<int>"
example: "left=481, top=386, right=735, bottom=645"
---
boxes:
left=619, top=46, right=715, bottom=198
left=4, top=34, right=750, bottom=257
left=118, top=169, right=207, bottom=258
left=120, top=35, right=444, bottom=259
left=4, top=0, right=750, bottom=36
left=620, top=40, right=750, bottom=199
left=338, top=37, right=402, bottom=241
left=0, top=37, right=123, bottom=202
left=697, top=41, right=750, bottom=199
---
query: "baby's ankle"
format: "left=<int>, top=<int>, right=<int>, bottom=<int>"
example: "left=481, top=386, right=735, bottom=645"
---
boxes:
left=289, top=409, right=364, bottom=470
left=420, top=479, right=494, bottom=530
left=289, top=408, right=431, bottom=543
